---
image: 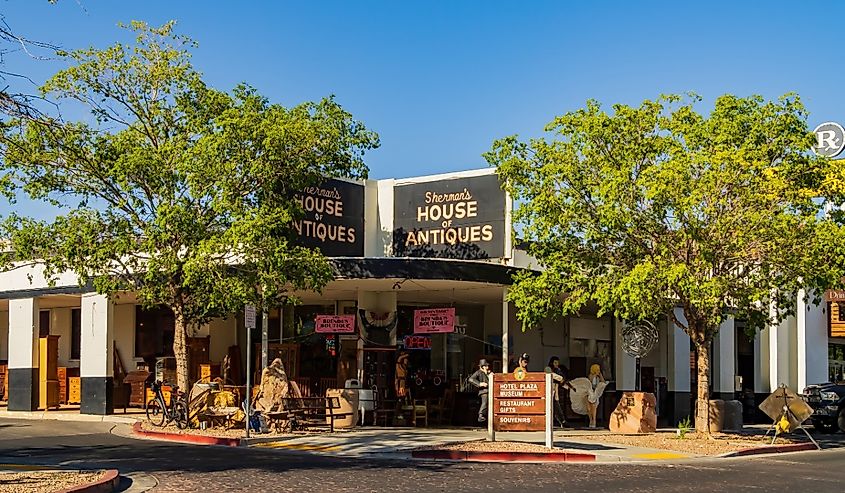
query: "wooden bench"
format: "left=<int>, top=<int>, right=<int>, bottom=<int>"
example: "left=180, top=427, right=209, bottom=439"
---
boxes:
left=281, top=396, right=353, bottom=432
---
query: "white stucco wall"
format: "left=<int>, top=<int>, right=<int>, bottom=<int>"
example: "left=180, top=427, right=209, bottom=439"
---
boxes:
left=208, top=316, right=237, bottom=363
left=50, top=308, right=74, bottom=368
left=797, top=292, right=829, bottom=390
left=113, top=303, right=135, bottom=372
left=714, top=318, right=736, bottom=394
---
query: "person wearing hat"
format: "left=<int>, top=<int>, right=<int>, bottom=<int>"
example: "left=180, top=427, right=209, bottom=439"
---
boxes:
left=518, top=353, right=531, bottom=371
left=468, top=359, right=492, bottom=423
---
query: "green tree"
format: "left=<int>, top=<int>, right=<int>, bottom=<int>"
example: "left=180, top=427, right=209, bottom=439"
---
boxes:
left=0, top=21, right=379, bottom=392
left=486, top=94, right=840, bottom=433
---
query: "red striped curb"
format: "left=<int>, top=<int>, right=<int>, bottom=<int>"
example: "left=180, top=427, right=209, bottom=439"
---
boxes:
left=132, top=421, right=242, bottom=447
left=56, top=469, right=120, bottom=493
left=411, top=449, right=596, bottom=462
left=721, top=442, right=819, bottom=458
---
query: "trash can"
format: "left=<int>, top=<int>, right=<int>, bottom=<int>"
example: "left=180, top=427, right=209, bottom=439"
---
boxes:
left=326, top=388, right=359, bottom=428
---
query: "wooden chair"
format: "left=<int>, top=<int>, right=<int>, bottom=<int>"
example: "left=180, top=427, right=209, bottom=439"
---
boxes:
left=373, top=391, right=397, bottom=427
left=429, top=389, right=454, bottom=426
left=411, top=399, right=428, bottom=427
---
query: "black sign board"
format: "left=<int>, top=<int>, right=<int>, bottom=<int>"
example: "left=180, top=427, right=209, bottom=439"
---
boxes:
left=393, top=173, right=506, bottom=259
left=293, top=178, right=365, bottom=257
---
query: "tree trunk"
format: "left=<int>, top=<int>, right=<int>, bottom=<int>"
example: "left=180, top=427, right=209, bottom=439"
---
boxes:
left=172, top=307, right=190, bottom=392
left=694, top=341, right=711, bottom=434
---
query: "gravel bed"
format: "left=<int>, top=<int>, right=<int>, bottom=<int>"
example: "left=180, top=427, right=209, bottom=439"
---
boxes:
left=574, top=431, right=796, bottom=456
left=0, top=471, right=104, bottom=493
left=415, top=440, right=567, bottom=454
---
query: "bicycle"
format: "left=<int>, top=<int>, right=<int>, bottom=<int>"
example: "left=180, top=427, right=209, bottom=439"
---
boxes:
left=146, top=380, right=189, bottom=429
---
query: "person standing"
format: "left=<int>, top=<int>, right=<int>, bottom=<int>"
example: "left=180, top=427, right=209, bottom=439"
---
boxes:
left=586, top=364, right=606, bottom=428
left=545, top=356, right=572, bottom=428
left=468, top=359, right=492, bottom=423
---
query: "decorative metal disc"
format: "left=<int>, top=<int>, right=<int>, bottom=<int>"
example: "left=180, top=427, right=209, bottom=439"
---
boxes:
left=622, top=320, right=659, bottom=359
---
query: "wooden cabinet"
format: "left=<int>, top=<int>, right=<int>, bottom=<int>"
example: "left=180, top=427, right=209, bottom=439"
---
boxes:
left=0, top=363, right=7, bottom=401
left=124, top=371, right=151, bottom=407
left=39, top=336, right=60, bottom=409
left=58, top=367, right=67, bottom=404
left=68, top=377, right=81, bottom=405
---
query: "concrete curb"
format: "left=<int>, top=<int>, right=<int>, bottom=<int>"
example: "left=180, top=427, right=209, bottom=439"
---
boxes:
left=411, top=449, right=596, bottom=463
left=56, top=469, right=120, bottom=493
left=0, top=410, right=138, bottom=424
left=720, top=442, right=820, bottom=457
left=131, top=422, right=242, bottom=447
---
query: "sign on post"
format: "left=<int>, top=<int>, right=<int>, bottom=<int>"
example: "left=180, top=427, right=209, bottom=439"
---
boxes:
left=245, top=305, right=257, bottom=330
left=487, top=372, right=553, bottom=448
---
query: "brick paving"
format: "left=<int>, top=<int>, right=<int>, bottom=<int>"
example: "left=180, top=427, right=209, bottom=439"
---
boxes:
left=1, top=418, right=845, bottom=492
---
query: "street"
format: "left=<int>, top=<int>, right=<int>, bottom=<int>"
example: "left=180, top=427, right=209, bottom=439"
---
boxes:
left=1, top=419, right=845, bottom=492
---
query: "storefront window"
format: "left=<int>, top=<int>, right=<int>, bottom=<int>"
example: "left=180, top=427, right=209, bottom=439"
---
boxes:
left=829, top=343, right=845, bottom=382
left=134, top=305, right=175, bottom=358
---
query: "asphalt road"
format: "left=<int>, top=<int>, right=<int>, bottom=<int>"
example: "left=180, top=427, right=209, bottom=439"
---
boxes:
left=2, top=419, right=845, bottom=492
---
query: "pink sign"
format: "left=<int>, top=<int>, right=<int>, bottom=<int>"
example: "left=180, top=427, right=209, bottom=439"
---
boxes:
left=413, top=308, right=455, bottom=334
left=315, top=315, right=356, bottom=334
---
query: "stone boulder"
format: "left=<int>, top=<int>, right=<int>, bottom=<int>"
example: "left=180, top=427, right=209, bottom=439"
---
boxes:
left=609, top=392, right=657, bottom=433
left=254, top=358, right=290, bottom=413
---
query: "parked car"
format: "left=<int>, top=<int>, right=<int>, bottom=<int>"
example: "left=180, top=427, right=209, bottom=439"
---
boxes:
left=802, top=382, right=845, bottom=433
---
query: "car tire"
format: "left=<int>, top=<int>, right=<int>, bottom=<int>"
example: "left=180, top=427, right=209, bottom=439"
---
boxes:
left=814, top=419, right=837, bottom=433
left=838, top=408, right=845, bottom=434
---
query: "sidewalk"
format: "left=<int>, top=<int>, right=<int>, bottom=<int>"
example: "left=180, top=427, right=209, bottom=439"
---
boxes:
left=243, top=427, right=711, bottom=462
left=0, top=408, right=139, bottom=424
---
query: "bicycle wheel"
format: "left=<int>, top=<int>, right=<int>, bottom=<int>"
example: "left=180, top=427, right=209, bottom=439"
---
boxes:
left=174, top=400, right=189, bottom=430
left=146, top=398, right=165, bottom=427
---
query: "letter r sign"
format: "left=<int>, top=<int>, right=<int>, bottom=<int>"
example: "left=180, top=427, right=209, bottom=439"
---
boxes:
left=813, top=122, right=845, bottom=158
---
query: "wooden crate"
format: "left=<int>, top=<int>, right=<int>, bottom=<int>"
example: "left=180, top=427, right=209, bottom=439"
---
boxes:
left=68, top=377, right=81, bottom=404
left=0, top=363, right=7, bottom=401
left=199, top=363, right=221, bottom=382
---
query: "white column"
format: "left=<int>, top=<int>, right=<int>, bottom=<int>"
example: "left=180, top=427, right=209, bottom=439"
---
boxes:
left=768, top=300, right=779, bottom=392
left=614, top=318, right=636, bottom=390
left=8, top=298, right=39, bottom=411
left=501, top=288, right=509, bottom=373
left=80, top=293, right=114, bottom=414
left=714, top=317, right=736, bottom=398
left=797, top=289, right=829, bottom=391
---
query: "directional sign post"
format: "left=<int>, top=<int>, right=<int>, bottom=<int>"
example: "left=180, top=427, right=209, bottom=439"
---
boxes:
left=244, top=305, right=257, bottom=438
left=487, top=371, right=553, bottom=448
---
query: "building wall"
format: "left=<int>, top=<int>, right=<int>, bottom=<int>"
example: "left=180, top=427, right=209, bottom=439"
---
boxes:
left=113, top=304, right=135, bottom=372
left=0, top=311, right=7, bottom=360
left=50, top=308, right=74, bottom=368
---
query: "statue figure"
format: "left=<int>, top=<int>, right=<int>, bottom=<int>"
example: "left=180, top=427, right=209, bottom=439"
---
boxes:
left=568, top=364, right=609, bottom=428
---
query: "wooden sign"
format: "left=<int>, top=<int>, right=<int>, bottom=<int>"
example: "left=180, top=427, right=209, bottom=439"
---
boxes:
left=494, top=398, right=546, bottom=414
left=491, top=372, right=548, bottom=434
left=825, top=289, right=845, bottom=302
left=494, top=414, right=546, bottom=431
left=493, top=380, right=546, bottom=399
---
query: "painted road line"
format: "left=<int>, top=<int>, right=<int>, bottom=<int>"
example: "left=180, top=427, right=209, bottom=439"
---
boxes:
left=251, top=441, right=341, bottom=452
left=631, top=452, right=691, bottom=460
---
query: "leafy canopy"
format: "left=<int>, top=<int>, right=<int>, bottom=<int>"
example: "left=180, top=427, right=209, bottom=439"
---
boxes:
left=486, top=94, right=839, bottom=343
left=0, top=21, right=380, bottom=324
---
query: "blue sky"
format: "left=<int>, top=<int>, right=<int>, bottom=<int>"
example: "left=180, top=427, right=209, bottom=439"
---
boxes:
left=2, top=0, right=843, bottom=183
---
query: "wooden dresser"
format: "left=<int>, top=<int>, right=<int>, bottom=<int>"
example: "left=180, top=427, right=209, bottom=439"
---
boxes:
left=68, top=377, right=81, bottom=405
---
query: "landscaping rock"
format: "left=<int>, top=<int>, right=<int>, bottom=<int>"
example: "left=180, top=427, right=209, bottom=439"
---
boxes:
left=609, top=392, right=657, bottom=433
